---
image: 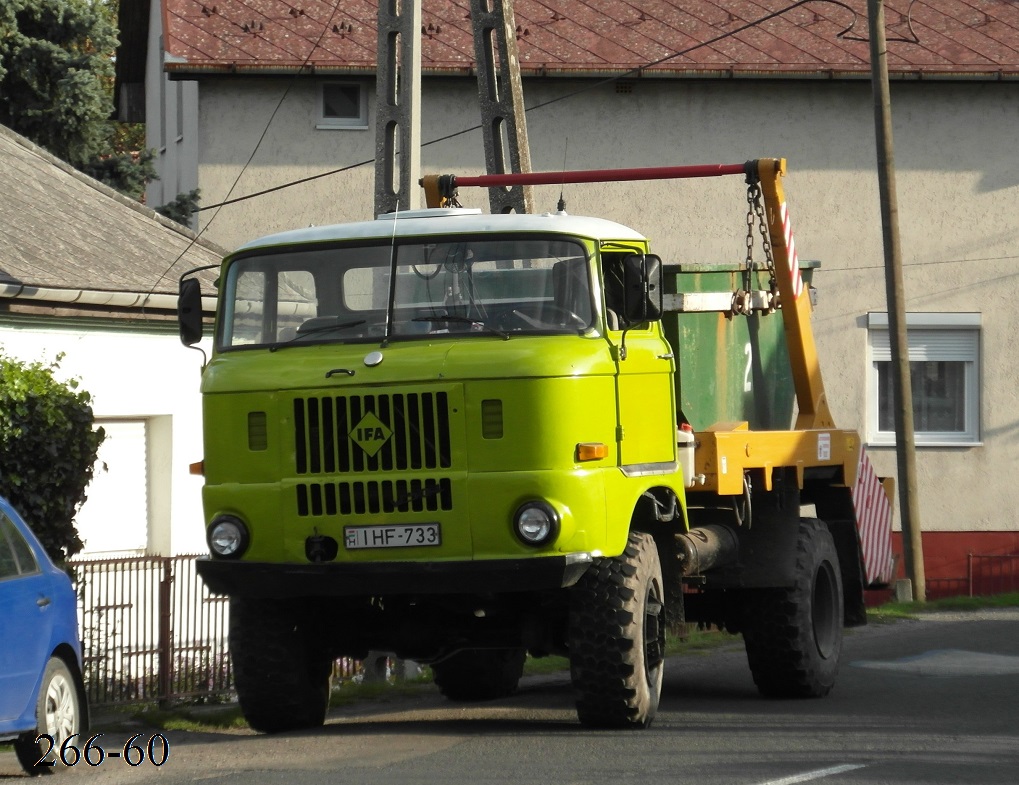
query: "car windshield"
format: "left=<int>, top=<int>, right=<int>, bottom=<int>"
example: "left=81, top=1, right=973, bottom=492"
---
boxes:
left=218, top=236, right=593, bottom=349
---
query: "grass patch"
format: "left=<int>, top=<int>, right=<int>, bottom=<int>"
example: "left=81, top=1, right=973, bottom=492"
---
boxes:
left=140, top=706, right=248, bottom=732
left=90, top=703, right=248, bottom=734
left=868, top=592, right=1019, bottom=621
left=523, top=655, right=570, bottom=676
left=521, top=626, right=738, bottom=677
left=329, top=678, right=434, bottom=707
left=667, top=626, right=741, bottom=655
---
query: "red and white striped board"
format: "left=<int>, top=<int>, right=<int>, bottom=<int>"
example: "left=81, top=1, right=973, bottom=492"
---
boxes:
left=778, top=202, right=805, bottom=300
left=851, top=448, right=894, bottom=586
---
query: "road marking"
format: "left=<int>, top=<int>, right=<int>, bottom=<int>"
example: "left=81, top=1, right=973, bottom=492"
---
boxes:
left=852, top=649, right=1019, bottom=676
left=757, top=764, right=867, bottom=785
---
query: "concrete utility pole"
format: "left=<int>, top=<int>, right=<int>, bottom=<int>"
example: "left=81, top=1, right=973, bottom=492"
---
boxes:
left=469, top=0, right=534, bottom=214
left=374, top=0, right=422, bottom=216
left=368, top=1, right=423, bottom=679
left=867, top=0, right=925, bottom=601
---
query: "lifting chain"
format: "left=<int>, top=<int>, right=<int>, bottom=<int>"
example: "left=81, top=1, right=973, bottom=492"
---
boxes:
left=744, top=183, right=757, bottom=272
left=733, top=182, right=779, bottom=316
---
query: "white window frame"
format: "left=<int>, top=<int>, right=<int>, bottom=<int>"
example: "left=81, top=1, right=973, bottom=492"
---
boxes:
left=866, top=312, right=981, bottom=447
left=317, top=82, right=368, bottom=130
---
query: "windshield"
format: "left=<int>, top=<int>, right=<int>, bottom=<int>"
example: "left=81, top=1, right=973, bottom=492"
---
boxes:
left=218, top=236, right=593, bottom=349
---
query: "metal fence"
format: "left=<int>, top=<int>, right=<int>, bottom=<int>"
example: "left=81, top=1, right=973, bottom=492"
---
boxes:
left=925, top=576, right=969, bottom=601
left=73, top=555, right=231, bottom=706
left=72, top=554, right=369, bottom=707
left=924, top=553, right=1019, bottom=601
left=968, top=553, right=1019, bottom=597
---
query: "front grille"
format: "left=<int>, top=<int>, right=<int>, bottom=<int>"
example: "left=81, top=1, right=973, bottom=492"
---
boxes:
left=296, top=478, right=453, bottom=517
left=293, top=392, right=452, bottom=475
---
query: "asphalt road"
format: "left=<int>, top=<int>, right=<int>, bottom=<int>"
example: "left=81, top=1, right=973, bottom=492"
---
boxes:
left=3, top=609, right=1017, bottom=784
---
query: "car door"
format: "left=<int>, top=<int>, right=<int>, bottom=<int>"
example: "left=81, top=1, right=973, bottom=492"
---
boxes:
left=0, top=513, right=52, bottom=726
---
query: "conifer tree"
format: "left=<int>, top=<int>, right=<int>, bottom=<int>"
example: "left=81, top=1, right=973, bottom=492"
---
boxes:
left=0, top=0, right=154, bottom=198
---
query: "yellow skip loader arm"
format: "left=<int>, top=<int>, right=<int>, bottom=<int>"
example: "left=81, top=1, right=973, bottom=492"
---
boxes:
left=758, top=158, right=834, bottom=432
left=695, top=158, right=862, bottom=497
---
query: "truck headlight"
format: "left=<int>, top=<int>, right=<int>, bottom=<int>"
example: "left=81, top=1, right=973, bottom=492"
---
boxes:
left=208, top=515, right=249, bottom=558
left=513, top=501, right=559, bottom=547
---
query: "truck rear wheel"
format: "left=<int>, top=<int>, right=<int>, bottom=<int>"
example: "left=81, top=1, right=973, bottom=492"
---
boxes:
left=230, top=597, right=332, bottom=733
left=432, top=648, right=526, bottom=701
left=742, top=518, right=843, bottom=698
left=568, top=531, right=665, bottom=728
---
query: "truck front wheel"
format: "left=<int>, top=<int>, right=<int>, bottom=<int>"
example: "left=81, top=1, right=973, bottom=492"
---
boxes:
left=432, top=648, right=526, bottom=701
left=742, top=518, right=843, bottom=698
left=568, top=531, right=666, bottom=728
left=230, top=597, right=332, bottom=733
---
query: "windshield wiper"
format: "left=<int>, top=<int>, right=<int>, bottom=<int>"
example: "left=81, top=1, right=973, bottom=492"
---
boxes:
left=412, top=315, right=509, bottom=340
left=269, top=318, right=367, bottom=352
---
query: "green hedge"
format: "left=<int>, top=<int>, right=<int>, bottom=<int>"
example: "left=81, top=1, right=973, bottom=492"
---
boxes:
left=0, top=350, right=105, bottom=562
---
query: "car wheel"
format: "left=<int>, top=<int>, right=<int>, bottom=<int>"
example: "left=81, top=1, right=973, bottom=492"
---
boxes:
left=14, top=657, right=84, bottom=775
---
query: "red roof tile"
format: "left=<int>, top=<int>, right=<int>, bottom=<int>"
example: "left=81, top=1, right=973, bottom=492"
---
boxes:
left=163, top=0, right=1019, bottom=78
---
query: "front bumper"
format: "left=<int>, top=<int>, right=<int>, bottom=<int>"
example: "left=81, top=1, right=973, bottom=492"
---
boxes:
left=195, top=552, right=593, bottom=598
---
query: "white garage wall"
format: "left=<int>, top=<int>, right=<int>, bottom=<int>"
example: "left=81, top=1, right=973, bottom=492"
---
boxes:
left=0, top=319, right=210, bottom=556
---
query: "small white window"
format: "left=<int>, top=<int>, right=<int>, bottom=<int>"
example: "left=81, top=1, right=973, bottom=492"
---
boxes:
left=867, top=313, right=980, bottom=447
left=318, top=82, right=368, bottom=129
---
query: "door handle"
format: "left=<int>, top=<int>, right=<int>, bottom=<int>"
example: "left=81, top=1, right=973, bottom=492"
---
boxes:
left=657, top=353, right=674, bottom=360
left=37, top=596, right=51, bottom=607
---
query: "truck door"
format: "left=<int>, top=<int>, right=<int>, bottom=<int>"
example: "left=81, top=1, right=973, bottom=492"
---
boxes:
left=602, top=252, right=677, bottom=469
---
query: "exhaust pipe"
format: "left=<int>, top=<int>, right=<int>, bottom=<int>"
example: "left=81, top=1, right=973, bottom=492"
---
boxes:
left=675, top=524, right=739, bottom=575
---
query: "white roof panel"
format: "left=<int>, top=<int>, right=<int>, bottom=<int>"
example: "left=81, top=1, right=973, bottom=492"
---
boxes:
left=233, top=209, right=647, bottom=253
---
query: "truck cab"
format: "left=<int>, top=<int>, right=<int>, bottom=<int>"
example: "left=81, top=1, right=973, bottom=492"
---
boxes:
left=186, top=207, right=681, bottom=589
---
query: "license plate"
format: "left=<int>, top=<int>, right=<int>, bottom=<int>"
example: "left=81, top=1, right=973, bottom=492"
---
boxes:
left=344, top=523, right=441, bottom=550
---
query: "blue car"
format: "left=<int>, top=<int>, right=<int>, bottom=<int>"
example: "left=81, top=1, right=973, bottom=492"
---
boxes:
left=0, top=496, right=88, bottom=774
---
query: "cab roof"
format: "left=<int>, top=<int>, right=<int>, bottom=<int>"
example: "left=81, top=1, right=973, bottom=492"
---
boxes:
left=233, top=208, right=647, bottom=253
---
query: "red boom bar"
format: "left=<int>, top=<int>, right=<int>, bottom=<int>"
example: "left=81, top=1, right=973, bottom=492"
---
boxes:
left=452, top=162, right=749, bottom=188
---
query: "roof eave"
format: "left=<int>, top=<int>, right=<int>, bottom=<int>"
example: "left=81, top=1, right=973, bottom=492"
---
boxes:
left=0, top=284, right=217, bottom=314
left=164, top=61, right=1019, bottom=82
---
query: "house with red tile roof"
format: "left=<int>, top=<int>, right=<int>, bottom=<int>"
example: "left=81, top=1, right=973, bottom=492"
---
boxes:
left=120, top=0, right=1019, bottom=597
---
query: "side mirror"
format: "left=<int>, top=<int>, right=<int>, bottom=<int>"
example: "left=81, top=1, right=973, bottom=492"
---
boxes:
left=622, top=254, right=663, bottom=324
left=178, top=277, right=204, bottom=346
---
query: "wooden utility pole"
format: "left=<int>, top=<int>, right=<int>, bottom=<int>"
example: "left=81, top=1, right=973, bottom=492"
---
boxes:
left=867, top=0, right=925, bottom=601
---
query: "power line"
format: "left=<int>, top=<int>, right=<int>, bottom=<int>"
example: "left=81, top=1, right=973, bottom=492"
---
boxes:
left=830, top=253, right=1019, bottom=271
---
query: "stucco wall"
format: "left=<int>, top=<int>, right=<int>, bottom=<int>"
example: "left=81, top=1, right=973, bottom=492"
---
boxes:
left=192, top=75, right=1019, bottom=535
left=145, top=0, right=200, bottom=215
left=0, top=320, right=210, bottom=555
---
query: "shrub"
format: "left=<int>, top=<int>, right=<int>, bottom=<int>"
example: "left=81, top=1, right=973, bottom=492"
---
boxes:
left=0, top=350, right=105, bottom=562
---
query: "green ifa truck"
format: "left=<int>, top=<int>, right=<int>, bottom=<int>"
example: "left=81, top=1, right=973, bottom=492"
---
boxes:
left=178, top=159, right=893, bottom=731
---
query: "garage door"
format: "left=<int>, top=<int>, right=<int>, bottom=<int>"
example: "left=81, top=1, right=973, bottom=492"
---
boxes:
left=75, top=420, right=148, bottom=556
